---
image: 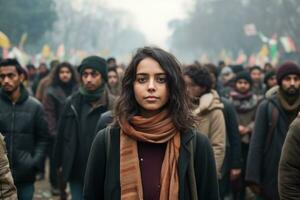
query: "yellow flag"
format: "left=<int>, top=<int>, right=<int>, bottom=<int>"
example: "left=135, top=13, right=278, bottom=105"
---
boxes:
left=42, top=44, right=51, bottom=58
left=258, top=44, right=269, bottom=57
left=0, top=31, right=11, bottom=49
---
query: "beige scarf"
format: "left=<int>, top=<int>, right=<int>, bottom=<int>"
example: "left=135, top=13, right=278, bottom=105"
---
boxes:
left=119, top=110, right=180, bottom=200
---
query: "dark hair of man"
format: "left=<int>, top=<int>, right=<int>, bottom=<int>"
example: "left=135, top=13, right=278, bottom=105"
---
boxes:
left=26, top=64, right=35, bottom=70
left=51, top=62, right=78, bottom=86
left=183, top=64, right=212, bottom=94
left=107, top=57, right=116, bottom=63
left=0, top=58, right=23, bottom=74
left=114, top=46, right=195, bottom=132
left=249, top=65, right=262, bottom=73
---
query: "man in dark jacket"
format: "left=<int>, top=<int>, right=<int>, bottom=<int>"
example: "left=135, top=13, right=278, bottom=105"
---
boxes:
left=0, top=58, right=49, bottom=199
left=278, top=112, right=300, bottom=200
left=246, top=61, right=300, bottom=200
left=54, top=56, right=114, bottom=200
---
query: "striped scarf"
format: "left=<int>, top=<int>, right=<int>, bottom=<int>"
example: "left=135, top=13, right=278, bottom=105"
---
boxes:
left=119, top=110, right=180, bottom=200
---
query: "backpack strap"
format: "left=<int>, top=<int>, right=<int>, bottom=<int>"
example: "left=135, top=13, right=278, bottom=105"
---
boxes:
left=104, top=126, right=111, bottom=160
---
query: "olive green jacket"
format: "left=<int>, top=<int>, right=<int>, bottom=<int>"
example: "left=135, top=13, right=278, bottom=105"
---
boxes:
left=0, top=133, right=17, bottom=199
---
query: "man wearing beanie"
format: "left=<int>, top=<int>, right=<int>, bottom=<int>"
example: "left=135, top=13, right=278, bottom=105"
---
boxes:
left=54, top=56, right=115, bottom=200
left=227, top=71, right=261, bottom=200
left=246, top=61, right=300, bottom=200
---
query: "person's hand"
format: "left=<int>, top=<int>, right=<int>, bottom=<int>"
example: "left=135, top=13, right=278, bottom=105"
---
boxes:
left=230, top=169, right=241, bottom=181
left=249, top=184, right=262, bottom=195
left=239, top=125, right=251, bottom=135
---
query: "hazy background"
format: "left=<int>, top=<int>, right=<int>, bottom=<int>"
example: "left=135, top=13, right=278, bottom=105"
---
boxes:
left=1, top=0, right=299, bottom=63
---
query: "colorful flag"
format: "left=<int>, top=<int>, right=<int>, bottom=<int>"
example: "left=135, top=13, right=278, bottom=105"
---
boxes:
left=0, top=31, right=11, bottom=49
left=280, top=36, right=297, bottom=53
left=244, top=24, right=257, bottom=36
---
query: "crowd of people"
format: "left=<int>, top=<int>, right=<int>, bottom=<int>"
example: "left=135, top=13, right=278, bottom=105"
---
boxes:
left=0, top=46, right=299, bottom=200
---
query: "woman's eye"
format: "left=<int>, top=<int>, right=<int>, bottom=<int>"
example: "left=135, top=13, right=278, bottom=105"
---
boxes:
left=137, top=77, right=147, bottom=83
left=157, top=76, right=167, bottom=83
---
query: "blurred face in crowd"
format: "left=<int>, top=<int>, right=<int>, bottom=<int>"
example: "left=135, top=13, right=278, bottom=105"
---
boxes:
left=108, top=70, right=119, bottom=88
left=81, top=68, right=102, bottom=91
left=267, top=75, right=277, bottom=89
left=281, top=74, right=300, bottom=95
left=250, top=69, right=262, bottom=83
left=134, top=57, right=169, bottom=117
left=236, top=79, right=251, bottom=94
left=59, top=66, right=72, bottom=83
left=221, top=72, right=234, bottom=84
left=38, top=63, right=48, bottom=75
left=184, top=75, right=206, bottom=98
left=0, top=66, right=24, bottom=95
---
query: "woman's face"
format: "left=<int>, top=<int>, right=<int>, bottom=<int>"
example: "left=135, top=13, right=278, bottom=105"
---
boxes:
left=134, top=57, right=169, bottom=118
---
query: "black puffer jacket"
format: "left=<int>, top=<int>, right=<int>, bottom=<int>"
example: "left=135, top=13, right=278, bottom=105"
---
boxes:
left=0, top=86, right=49, bottom=183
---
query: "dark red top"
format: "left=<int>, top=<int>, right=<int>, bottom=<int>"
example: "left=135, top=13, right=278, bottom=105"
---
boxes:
left=138, top=141, right=167, bottom=200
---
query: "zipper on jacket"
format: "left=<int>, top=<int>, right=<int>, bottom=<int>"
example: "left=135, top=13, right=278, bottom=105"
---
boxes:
left=10, top=103, right=15, bottom=171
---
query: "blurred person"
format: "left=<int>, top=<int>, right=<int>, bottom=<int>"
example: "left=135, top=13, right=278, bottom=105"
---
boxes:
left=249, top=66, right=264, bottom=97
left=263, top=62, right=274, bottom=73
left=219, top=66, right=236, bottom=98
left=0, top=133, right=18, bottom=199
left=35, top=60, right=59, bottom=101
left=107, top=57, right=117, bottom=68
left=183, top=64, right=226, bottom=178
left=107, top=67, right=121, bottom=97
left=54, top=56, right=114, bottom=200
left=246, top=62, right=300, bottom=200
left=228, top=71, right=261, bottom=200
left=83, top=47, right=219, bottom=200
left=43, top=62, right=78, bottom=197
left=117, top=64, right=126, bottom=78
left=263, top=70, right=277, bottom=92
left=32, top=62, right=49, bottom=95
left=206, top=63, right=243, bottom=200
left=26, top=64, right=37, bottom=87
left=0, top=59, right=49, bottom=200
left=278, top=112, right=300, bottom=200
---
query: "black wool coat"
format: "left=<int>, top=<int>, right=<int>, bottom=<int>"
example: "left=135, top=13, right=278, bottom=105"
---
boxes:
left=83, top=126, right=220, bottom=200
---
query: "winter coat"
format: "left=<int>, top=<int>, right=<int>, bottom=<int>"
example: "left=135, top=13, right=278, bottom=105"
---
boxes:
left=0, top=86, right=49, bottom=184
left=43, top=85, right=77, bottom=136
left=278, top=115, right=300, bottom=200
left=246, top=95, right=291, bottom=200
left=83, top=126, right=220, bottom=200
left=0, top=133, right=17, bottom=199
left=54, top=90, right=113, bottom=182
left=193, top=90, right=226, bottom=177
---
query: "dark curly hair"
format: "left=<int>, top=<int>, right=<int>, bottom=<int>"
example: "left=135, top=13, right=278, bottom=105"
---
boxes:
left=114, top=46, right=195, bottom=132
left=183, top=64, right=212, bottom=94
left=51, top=62, right=78, bottom=86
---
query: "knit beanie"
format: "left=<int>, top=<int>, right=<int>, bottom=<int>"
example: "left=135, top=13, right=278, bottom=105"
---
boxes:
left=276, top=61, right=300, bottom=85
left=77, top=56, right=108, bottom=82
left=235, top=71, right=253, bottom=85
left=264, top=70, right=276, bottom=85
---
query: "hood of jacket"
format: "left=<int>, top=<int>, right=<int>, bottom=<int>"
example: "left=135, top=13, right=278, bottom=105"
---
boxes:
left=193, top=89, right=223, bottom=115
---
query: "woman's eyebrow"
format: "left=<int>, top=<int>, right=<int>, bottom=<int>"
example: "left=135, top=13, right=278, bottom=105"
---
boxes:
left=136, top=73, right=166, bottom=75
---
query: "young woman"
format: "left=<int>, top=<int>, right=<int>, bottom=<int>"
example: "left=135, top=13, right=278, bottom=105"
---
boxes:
left=83, top=47, right=219, bottom=200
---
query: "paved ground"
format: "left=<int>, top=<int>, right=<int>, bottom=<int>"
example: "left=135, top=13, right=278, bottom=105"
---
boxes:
left=33, top=160, right=69, bottom=200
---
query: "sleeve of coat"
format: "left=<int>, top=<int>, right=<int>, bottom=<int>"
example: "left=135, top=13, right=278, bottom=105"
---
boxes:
left=83, top=130, right=106, bottom=200
left=223, top=101, right=242, bottom=169
left=245, top=100, right=268, bottom=185
left=32, top=102, right=49, bottom=170
left=43, top=93, right=57, bottom=136
left=0, top=134, right=17, bottom=199
left=195, top=134, right=220, bottom=200
left=209, top=109, right=226, bottom=177
left=279, top=117, right=300, bottom=200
